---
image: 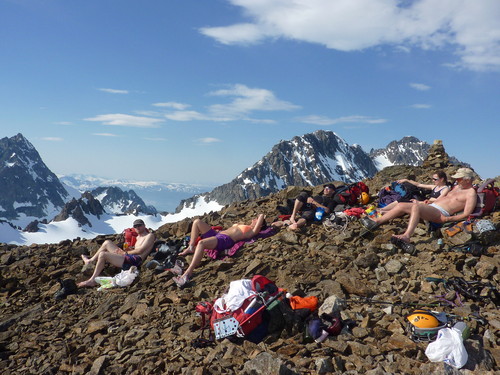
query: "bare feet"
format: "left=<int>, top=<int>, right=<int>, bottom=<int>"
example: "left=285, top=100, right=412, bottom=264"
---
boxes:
left=179, top=247, right=195, bottom=257
left=81, top=254, right=92, bottom=265
left=77, top=279, right=98, bottom=288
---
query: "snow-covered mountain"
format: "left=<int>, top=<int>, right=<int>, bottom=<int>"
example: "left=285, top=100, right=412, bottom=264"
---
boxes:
left=369, top=136, right=429, bottom=169
left=59, top=174, right=213, bottom=212
left=176, top=131, right=466, bottom=211
left=0, top=133, right=69, bottom=224
left=177, top=130, right=378, bottom=210
left=90, top=186, right=157, bottom=215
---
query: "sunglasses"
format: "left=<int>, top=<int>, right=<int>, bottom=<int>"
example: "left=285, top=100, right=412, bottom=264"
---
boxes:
left=432, top=178, right=439, bottom=181
left=133, top=224, right=143, bottom=228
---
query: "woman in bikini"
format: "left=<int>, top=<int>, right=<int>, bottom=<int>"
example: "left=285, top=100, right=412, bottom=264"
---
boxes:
left=172, top=214, right=266, bottom=287
left=380, top=171, right=450, bottom=213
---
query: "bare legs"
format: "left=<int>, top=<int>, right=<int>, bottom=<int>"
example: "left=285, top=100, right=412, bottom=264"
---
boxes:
left=275, top=198, right=307, bottom=231
left=183, top=237, right=218, bottom=278
left=78, top=252, right=126, bottom=288
left=372, top=202, right=443, bottom=242
left=81, top=240, right=123, bottom=265
left=178, top=219, right=212, bottom=256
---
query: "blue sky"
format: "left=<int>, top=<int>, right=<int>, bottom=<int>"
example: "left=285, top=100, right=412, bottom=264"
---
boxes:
left=1, top=0, right=499, bottom=185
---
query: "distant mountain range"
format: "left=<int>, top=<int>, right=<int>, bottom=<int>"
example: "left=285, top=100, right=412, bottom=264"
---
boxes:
left=176, top=131, right=466, bottom=211
left=0, top=131, right=468, bottom=242
left=0, top=134, right=207, bottom=230
left=59, top=174, right=212, bottom=212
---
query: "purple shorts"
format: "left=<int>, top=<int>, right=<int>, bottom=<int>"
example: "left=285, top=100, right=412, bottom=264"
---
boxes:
left=201, top=229, right=235, bottom=251
left=123, top=254, right=142, bottom=267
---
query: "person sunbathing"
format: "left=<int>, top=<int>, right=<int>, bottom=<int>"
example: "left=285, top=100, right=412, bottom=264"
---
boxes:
left=173, top=214, right=266, bottom=287
left=361, top=168, right=477, bottom=247
left=78, top=219, right=155, bottom=288
left=380, top=170, right=450, bottom=213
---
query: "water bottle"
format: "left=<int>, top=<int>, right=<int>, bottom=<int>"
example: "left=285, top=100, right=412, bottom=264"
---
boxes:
left=315, top=207, right=325, bottom=221
left=453, top=321, right=470, bottom=340
left=244, top=296, right=262, bottom=314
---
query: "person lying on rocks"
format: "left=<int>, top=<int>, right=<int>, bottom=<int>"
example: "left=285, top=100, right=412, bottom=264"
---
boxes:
left=173, top=214, right=266, bottom=287
left=361, top=168, right=477, bottom=247
left=380, top=170, right=450, bottom=213
left=78, top=219, right=155, bottom=288
left=272, top=184, right=336, bottom=231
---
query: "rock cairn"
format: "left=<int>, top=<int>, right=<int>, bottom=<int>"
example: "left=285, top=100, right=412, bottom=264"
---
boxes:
left=1, top=167, right=499, bottom=374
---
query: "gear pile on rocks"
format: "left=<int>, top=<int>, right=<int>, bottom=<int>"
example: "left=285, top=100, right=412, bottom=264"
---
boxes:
left=1, top=145, right=499, bottom=374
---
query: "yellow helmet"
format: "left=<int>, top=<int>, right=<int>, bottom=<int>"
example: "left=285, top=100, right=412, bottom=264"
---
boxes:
left=359, top=192, right=370, bottom=205
left=406, top=310, right=440, bottom=329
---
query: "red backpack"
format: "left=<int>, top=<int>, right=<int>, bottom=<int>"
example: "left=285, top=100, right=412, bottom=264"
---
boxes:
left=122, top=228, right=138, bottom=248
left=472, top=179, right=499, bottom=217
left=334, top=182, right=369, bottom=206
left=196, top=275, right=281, bottom=340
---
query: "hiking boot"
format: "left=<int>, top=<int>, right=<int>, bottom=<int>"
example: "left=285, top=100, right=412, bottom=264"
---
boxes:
left=54, top=279, right=78, bottom=300
left=173, top=274, right=191, bottom=288
left=390, top=236, right=416, bottom=255
left=360, top=217, right=378, bottom=231
left=145, top=260, right=160, bottom=270
left=166, top=259, right=184, bottom=275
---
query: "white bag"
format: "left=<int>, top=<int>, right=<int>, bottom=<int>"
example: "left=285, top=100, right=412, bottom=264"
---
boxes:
left=113, top=266, right=139, bottom=287
left=425, top=327, right=468, bottom=369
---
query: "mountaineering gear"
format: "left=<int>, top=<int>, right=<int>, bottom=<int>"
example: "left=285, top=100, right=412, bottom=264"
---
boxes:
left=360, top=217, right=379, bottom=231
left=472, top=178, right=499, bottom=217
left=390, top=236, right=416, bottom=255
left=122, top=228, right=138, bottom=248
left=54, top=278, right=78, bottom=300
left=333, top=182, right=369, bottom=207
left=406, top=309, right=451, bottom=342
left=425, top=276, right=499, bottom=305
left=173, top=274, right=191, bottom=288
left=359, top=191, right=370, bottom=205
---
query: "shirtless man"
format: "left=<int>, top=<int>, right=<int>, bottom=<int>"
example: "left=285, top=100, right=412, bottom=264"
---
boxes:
left=172, top=214, right=266, bottom=287
left=78, top=219, right=155, bottom=288
left=361, top=168, right=477, bottom=245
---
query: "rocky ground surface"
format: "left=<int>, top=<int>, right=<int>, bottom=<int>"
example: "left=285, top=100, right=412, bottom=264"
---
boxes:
left=1, top=160, right=499, bottom=374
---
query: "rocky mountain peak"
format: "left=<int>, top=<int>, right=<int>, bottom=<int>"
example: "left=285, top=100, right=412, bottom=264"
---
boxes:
left=91, top=186, right=157, bottom=215
left=52, top=192, right=106, bottom=227
left=0, top=133, right=69, bottom=220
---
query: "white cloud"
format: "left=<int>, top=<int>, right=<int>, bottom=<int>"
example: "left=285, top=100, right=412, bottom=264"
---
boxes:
left=164, top=110, right=209, bottom=122
left=410, top=104, right=432, bottom=109
left=153, top=102, right=190, bottom=110
left=41, top=137, right=63, bottom=141
left=297, top=114, right=387, bottom=125
left=197, top=137, right=222, bottom=144
left=161, top=84, right=298, bottom=123
left=98, top=88, right=129, bottom=94
left=208, top=84, right=300, bottom=118
left=92, top=133, right=119, bottom=137
left=84, top=114, right=164, bottom=128
left=410, top=83, right=431, bottom=91
left=200, top=0, right=500, bottom=71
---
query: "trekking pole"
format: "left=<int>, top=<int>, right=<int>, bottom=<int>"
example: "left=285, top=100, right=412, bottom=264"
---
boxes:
left=341, top=297, right=441, bottom=308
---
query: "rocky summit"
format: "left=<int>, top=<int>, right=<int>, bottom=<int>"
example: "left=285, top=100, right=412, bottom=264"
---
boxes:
left=1, top=153, right=499, bottom=374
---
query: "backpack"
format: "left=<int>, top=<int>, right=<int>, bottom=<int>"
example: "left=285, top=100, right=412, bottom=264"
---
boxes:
left=118, top=228, right=138, bottom=248
left=333, top=182, right=369, bottom=207
left=472, top=179, right=499, bottom=217
left=145, top=239, right=183, bottom=272
left=197, top=275, right=282, bottom=341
